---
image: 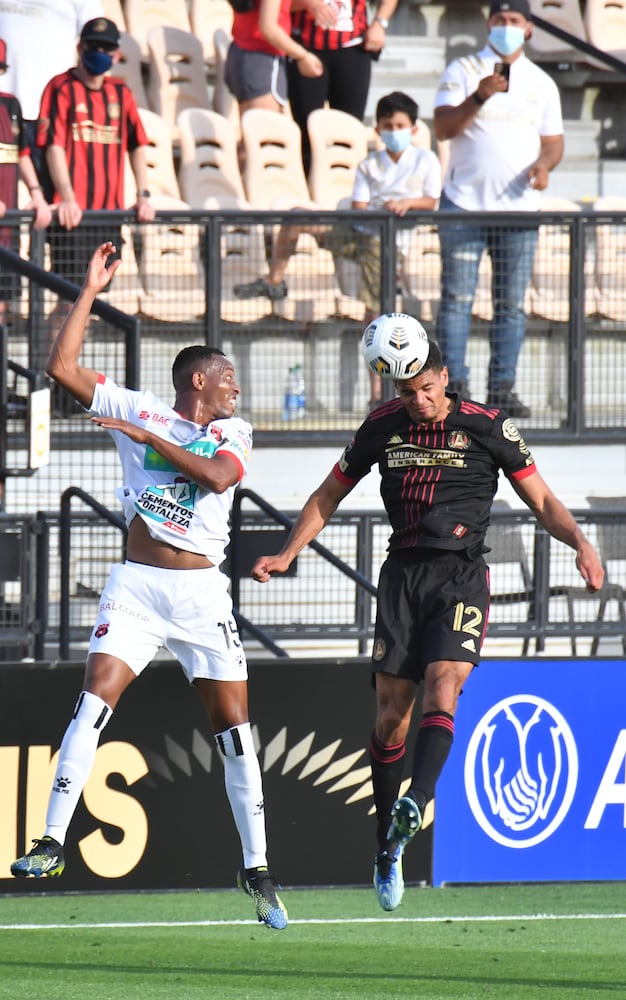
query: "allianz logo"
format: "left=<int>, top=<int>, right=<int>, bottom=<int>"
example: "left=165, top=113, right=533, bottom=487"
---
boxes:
left=463, top=694, right=624, bottom=849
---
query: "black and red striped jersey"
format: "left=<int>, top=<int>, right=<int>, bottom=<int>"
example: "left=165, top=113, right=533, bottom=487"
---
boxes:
left=36, top=70, right=147, bottom=210
left=0, top=92, right=28, bottom=211
left=291, top=0, right=369, bottom=51
left=333, top=394, right=536, bottom=556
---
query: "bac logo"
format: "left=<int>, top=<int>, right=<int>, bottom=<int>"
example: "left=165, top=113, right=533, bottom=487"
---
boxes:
left=464, top=695, right=578, bottom=849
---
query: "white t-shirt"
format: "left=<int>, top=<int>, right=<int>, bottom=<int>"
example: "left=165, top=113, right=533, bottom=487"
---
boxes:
left=90, top=376, right=253, bottom=566
left=351, top=144, right=442, bottom=253
left=0, top=0, right=103, bottom=120
left=433, top=46, right=563, bottom=212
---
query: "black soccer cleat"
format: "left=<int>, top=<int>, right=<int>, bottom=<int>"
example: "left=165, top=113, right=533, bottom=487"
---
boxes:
left=237, top=865, right=288, bottom=929
left=11, top=836, right=65, bottom=878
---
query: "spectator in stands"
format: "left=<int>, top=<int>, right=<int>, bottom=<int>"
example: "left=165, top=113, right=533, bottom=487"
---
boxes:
left=250, top=337, right=604, bottom=912
left=0, top=0, right=103, bottom=185
left=234, top=91, right=441, bottom=407
left=36, top=17, right=155, bottom=303
left=10, top=241, right=289, bottom=932
left=433, top=0, right=564, bottom=418
left=225, top=0, right=328, bottom=117
left=288, top=0, right=399, bottom=172
left=0, top=38, right=52, bottom=326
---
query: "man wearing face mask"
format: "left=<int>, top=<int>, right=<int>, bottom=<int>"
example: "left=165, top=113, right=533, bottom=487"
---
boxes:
left=36, top=17, right=155, bottom=298
left=433, top=0, right=564, bottom=419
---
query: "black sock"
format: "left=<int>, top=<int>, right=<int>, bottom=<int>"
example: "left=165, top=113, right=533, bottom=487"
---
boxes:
left=369, top=731, right=406, bottom=850
left=410, top=711, right=454, bottom=809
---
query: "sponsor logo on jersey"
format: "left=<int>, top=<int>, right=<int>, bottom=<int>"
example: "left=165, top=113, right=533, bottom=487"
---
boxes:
left=386, top=444, right=466, bottom=469
left=464, top=695, right=578, bottom=848
left=99, top=601, right=149, bottom=621
left=138, top=410, right=171, bottom=426
left=136, top=481, right=198, bottom=532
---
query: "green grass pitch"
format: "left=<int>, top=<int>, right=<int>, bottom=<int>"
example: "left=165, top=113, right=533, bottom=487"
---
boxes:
left=1, top=882, right=624, bottom=999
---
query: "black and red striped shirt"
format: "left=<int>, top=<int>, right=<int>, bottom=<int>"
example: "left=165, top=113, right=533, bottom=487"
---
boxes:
left=0, top=92, right=28, bottom=211
left=291, top=0, right=369, bottom=51
left=36, top=70, right=147, bottom=210
left=333, top=394, right=536, bottom=556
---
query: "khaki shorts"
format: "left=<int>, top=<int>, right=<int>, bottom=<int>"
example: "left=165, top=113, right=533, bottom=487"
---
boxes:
left=89, top=560, right=248, bottom=681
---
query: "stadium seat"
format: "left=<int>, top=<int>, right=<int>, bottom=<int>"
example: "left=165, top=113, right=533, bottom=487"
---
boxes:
left=102, top=0, right=127, bottom=33
left=400, top=226, right=442, bottom=324
left=177, top=107, right=246, bottom=205
left=146, top=27, right=211, bottom=143
left=306, top=108, right=368, bottom=209
left=528, top=196, right=589, bottom=322
left=124, top=0, right=192, bottom=61
left=137, top=194, right=206, bottom=321
left=102, top=224, right=143, bottom=314
left=113, top=32, right=149, bottom=108
left=176, top=108, right=270, bottom=323
left=190, top=0, right=233, bottom=69
left=124, top=108, right=180, bottom=203
left=240, top=108, right=317, bottom=209
left=527, top=0, right=588, bottom=62
left=585, top=0, right=626, bottom=57
left=593, top=196, right=626, bottom=321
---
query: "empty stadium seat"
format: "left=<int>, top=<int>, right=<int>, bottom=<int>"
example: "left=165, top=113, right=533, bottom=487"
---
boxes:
left=306, top=108, right=368, bottom=209
left=137, top=195, right=206, bottom=321
left=593, top=196, right=626, bottom=321
left=240, top=108, right=316, bottom=209
left=124, top=0, right=192, bottom=61
left=177, top=107, right=246, bottom=205
left=146, top=26, right=211, bottom=143
left=190, top=0, right=233, bottom=69
left=113, top=32, right=149, bottom=108
left=528, top=196, right=590, bottom=322
left=527, top=0, right=588, bottom=62
left=585, top=0, right=626, bottom=57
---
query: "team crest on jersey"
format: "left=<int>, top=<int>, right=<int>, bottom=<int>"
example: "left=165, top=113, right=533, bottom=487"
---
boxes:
left=108, top=102, right=121, bottom=120
left=94, top=623, right=109, bottom=638
left=502, top=418, right=521, bottom=442
left=448, top=429, right=470, bottom=450
left=210, top=424, right=223, bottom=443
left=452, top=523, right=468, bottom=538
left=372, top=638, right=386, bottom=661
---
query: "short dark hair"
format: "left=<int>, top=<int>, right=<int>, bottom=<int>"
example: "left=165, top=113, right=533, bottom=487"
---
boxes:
left=172, top=346, right=227, bottom=390
left=418, top=339, right=444, bottom=375
left=376, top=91, right=419, bottom=125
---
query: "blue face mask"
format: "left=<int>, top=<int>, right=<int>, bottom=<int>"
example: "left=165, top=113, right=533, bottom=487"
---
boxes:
left=488, top=24, right=526, bottom=56
left=380, top=128, right=412, bottom=154
left=82, top=48, right=114, bottom=76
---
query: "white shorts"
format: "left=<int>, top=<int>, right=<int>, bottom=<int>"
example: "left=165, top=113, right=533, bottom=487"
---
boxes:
left=89, top=561, right=248, bottom=682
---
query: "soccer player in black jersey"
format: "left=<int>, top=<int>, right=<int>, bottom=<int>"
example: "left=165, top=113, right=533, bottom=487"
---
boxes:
left=251, top=339, right=605, bottom=911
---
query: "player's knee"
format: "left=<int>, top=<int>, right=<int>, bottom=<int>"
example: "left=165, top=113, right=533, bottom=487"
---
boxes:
left=215, top=721, right=255, bottom=759
left=71, top=690, right=113, bottom=731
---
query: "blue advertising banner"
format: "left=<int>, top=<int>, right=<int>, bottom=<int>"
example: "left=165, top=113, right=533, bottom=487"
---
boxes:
left=433, top=658, right=626, bottom=885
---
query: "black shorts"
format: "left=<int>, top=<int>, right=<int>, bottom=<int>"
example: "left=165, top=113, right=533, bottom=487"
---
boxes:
left=48, top=223, right=123, bottom=287
left=371, top=548, right=490, bottom=683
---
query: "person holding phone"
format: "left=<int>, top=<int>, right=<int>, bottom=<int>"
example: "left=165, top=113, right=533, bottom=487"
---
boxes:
left=433, top=0, right=564, bottom=418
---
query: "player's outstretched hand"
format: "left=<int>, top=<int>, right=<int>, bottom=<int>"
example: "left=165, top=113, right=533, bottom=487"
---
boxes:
left=84, top=242, right=122, bottom=293
left=576, top=540, right=605, bottom=593
left=251, top=554, right=292, bottom=583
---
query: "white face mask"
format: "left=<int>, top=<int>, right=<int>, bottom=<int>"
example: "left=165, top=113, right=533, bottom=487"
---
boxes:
left=488, top=24, right=526, bottom=56
left=379, top=128, right=412, bottom=154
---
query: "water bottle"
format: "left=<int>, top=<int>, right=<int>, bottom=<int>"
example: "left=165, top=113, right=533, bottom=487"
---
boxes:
left=282, top=364, right=306, bottom=421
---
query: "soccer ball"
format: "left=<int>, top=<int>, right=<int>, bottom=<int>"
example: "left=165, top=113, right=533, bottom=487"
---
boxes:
left=361, top=313, right=430, bottom=379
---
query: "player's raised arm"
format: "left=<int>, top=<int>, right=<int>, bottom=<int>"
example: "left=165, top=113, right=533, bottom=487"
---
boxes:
left=252, top=470, right=353, bottom=581
left=46, top=243, right=121, bottom=408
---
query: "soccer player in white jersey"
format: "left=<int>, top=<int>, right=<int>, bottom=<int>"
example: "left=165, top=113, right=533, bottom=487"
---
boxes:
left=10, top=242, right=287, bottom=930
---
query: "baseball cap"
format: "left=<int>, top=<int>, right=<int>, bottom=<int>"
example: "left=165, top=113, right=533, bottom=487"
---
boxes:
left=79, top=17, right=120, bottom=48
left=489, top=0, right=531, bottom=17
left=0, top=39, right=8, bottom=69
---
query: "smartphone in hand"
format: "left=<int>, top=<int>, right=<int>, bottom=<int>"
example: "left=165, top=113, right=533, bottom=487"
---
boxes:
left=494, top=61, right=510, bottom=89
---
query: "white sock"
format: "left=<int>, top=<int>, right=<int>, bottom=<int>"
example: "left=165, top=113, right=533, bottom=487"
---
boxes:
left=45, top=691, right=112, bottom=844
left=215, top=722, right=268, bottom=870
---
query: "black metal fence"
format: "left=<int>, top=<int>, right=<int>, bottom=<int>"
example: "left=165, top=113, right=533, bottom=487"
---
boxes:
left=2, top=490, right=624, bottom=662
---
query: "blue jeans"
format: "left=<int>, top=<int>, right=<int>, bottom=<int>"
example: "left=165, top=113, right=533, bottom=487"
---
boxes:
left=435, top=192, right=538, bottom=391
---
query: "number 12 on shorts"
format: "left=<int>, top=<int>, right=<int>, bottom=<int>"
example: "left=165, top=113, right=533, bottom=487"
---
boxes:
left=452, top=602, right=483, bottom=638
